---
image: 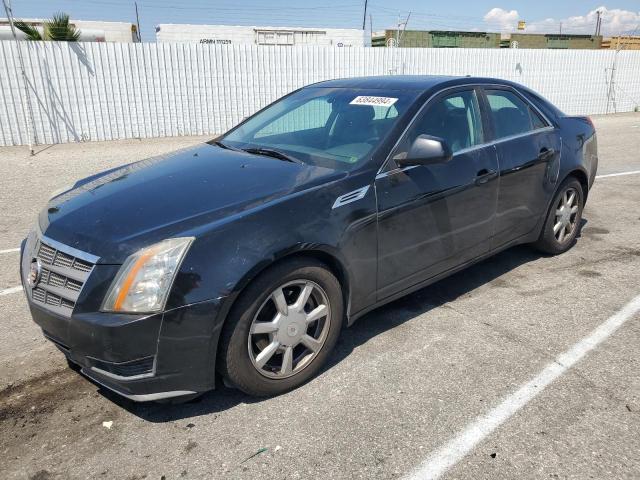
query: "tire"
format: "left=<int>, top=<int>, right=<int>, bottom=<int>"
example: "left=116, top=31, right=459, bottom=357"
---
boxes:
left=217, top=258, right=344, bottom=396
left=533, top=177, right=584, bottom=255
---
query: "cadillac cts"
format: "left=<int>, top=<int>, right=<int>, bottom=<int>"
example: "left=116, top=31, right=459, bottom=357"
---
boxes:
left=21, top=76, right=598, bottom=402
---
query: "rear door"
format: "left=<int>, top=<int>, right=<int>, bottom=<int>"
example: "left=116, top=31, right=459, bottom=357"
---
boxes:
left=375, top=87, right=499, bottom=299
left=481, top=87, right=561, bottom=247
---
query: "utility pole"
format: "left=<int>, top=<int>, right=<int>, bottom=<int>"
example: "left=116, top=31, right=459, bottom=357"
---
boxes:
left=2, top=0, right=35, bottom=155
left=391, top=12, right=410, bottom=74
left=398, top=12, right=410, bottom=47
left=607, top=23, right=639, bottom=113
left=595, top=10, right=601, bottom=37
left=135, top=2, right=142, bottom=42
left=362, top=0, right=368, bottom=30
left=606, top=45, right=619, bottom=114
left=559, top=22, right=562, bottom=35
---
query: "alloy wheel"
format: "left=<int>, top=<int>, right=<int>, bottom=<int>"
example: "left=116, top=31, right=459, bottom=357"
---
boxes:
left=248, top=280, right=331, bottom=379
left=553, top=187, right=580, bottom=243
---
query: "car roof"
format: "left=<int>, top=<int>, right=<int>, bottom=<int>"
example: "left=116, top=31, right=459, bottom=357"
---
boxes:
left=307, top=75, right=513, bottom=92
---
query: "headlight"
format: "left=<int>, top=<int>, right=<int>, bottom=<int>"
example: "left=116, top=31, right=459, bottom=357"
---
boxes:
left=102, top=237, right=194, bottom=313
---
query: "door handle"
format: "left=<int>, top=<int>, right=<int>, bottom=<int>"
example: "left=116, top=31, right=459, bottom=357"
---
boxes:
left=538, top=148, right=555, bottom=161
left=474, top=168, right=497, bottom=185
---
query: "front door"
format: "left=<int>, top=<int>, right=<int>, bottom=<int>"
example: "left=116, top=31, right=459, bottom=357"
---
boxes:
left=375, top=88, right=499, bottom=300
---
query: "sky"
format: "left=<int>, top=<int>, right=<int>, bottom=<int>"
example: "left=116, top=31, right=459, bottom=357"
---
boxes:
left=8, top=0, right=640, bottom=42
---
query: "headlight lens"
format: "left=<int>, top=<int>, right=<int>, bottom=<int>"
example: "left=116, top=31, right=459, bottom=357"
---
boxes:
left=102, top=237, right=194, bottom=313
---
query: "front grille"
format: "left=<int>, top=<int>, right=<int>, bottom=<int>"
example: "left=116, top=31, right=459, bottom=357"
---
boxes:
left=38, top=243, right=93, bottom=273
left=25, top=238, right=96, bottom=318
left=40, top=268, right=83, bottom=292
left=33, top=286, right=76, bottom=310
left=35, top=286, right=75, bottom=309
left=38, top=243, right=56, bottom=264
left=32, top=286, right=45, bottom=303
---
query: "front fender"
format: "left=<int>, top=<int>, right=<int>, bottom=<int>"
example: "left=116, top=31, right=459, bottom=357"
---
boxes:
left=167, top=172, right=379, bottom=322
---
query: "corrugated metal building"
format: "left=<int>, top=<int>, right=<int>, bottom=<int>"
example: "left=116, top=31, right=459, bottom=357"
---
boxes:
left=602, top=36, right=640, bottom=50
left=156, top=24, right=366, bottom=47
left=373, top=30, right=500, bottom=48
left=373, top=30, right=603, bottom=50
left=504, top=33, right=602, bottom=49
left=0, top=18, right=139, bottom=42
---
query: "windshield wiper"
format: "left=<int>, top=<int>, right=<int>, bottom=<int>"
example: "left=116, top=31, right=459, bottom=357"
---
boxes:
left=242, top=147, right=301, bottom=164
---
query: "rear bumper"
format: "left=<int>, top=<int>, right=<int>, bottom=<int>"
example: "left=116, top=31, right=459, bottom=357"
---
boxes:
left=27, top=296, right=226, bottom=401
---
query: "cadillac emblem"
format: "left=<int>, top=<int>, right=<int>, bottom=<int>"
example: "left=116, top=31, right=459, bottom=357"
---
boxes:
left=28, top=258, right=42, bottom=288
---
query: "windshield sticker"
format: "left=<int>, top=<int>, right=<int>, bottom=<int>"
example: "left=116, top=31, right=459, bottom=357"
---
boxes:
left=350, top=96, right=398, bottom=107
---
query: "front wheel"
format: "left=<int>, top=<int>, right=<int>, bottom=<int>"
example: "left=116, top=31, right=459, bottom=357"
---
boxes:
left=218, top=258, right=343, bottom=396
left=533, top=177, right=584, bottom=254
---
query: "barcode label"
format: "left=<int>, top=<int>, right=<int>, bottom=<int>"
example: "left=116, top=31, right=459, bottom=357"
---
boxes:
left=350, top=96, right=398, bottom=107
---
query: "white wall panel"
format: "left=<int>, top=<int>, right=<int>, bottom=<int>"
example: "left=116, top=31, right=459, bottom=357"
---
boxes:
left=0, top=41, right=638, bottom=147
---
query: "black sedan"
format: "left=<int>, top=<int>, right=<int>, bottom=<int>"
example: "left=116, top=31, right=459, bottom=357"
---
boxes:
left=20, top=76, right=598, bottom=402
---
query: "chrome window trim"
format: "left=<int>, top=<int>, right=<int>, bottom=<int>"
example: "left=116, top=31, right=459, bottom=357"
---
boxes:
left=376, top=82, right=557, bottom=177
left=376, top=165, right=419, bottom=179
left=375, top=125, right=556, bottom=180
left=487, top=125, right=555, bottom=146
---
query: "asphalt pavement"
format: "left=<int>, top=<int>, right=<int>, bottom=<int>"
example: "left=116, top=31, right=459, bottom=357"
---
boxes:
left=0, top=113, right=639, bottom=480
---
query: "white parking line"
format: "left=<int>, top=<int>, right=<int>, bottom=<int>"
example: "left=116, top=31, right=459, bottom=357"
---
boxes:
left=596, top=170, right=640, bottom=179
left=405, top=293, right=640, bottom=480
left=0, top=247, right=20, bottom=254
left=0, top=285, right=23, bottom=296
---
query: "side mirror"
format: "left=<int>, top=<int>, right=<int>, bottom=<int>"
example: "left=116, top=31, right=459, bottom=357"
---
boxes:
left=395, top=134, right=453, bottom=167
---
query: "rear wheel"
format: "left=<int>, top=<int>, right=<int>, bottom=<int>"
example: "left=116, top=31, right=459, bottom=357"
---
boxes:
left=533, top=177, right=584, bottom=254
left=218, top=258, right=343, bottom=396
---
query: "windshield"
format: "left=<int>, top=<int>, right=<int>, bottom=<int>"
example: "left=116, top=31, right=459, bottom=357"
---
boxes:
left=221, top=87, right=419, bottom=170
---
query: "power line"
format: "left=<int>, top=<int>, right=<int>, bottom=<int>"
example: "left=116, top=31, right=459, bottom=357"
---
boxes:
left=11, top=0, right=638, bottom=40
left=57, top=0, right=364, bottom=11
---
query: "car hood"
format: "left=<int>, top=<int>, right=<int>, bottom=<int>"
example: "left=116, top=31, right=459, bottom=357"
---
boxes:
left=40, top=143, right=344, bottom=263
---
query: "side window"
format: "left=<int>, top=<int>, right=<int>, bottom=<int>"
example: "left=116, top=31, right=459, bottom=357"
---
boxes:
left=529, top=106, right=548, bottom=130
left=485, top=89, right=548, bottom=139
left=254, top=98, right=332, bottom=138
left=395, top=89, right=484, bottom=157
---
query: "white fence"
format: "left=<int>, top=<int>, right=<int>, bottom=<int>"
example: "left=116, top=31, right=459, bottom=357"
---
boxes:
left=1, top=41, right=639, bottom=147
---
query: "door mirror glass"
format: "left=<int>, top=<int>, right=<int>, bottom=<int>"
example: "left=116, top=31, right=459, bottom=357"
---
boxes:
left=396, top=134, right=453, bottom=167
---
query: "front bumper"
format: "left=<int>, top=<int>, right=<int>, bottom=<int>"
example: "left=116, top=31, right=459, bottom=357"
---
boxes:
left=27, top=293, right=225, bottom=402
left=21, top=231, right=228, bottom=402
